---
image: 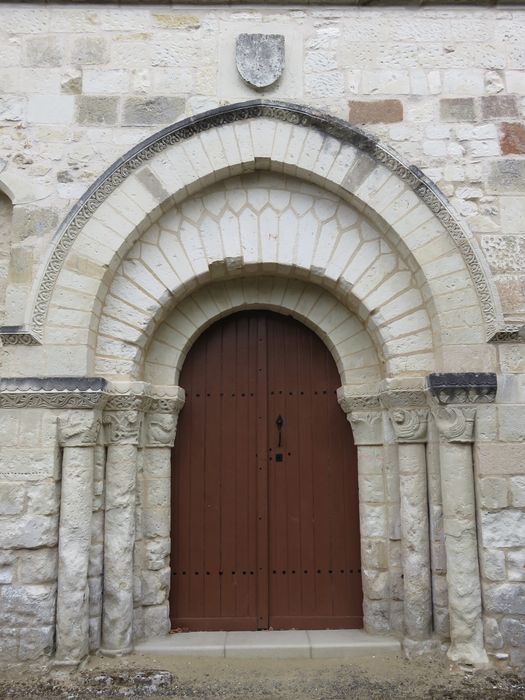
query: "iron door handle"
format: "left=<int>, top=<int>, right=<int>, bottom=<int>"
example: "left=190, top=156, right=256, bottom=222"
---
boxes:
left=276, top=414, right=284, bottom=447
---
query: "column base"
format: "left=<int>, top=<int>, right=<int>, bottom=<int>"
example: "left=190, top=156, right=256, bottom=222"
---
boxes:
left=447, top=642, right=489, bottom=669
left=99, top=645, right=134, bottom=657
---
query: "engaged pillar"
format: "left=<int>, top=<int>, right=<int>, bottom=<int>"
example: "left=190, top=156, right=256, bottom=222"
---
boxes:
left=337, top=387, right=388, bottom=634
left=55, top=410, right=101, bottom=665
left=389, top=406, right=433, bottom=645
left=142, top=387, right=185, bottom=637
left=429, top=373, right=496, bottom=667
left=101, top=386, right=144, bottom=655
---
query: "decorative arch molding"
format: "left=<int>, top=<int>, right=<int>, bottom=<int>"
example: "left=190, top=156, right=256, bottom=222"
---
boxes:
left=93, top=172, right=434, bottom=382
left=8, top=100, right=509, bottom=352
left=135, top=276, right=382, bottom=386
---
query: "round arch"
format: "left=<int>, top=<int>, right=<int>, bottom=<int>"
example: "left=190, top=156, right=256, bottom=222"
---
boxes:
left=19, top=100, right=502, bottom=378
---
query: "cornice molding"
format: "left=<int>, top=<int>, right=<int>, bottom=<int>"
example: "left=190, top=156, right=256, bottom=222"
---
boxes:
left=0, top=1, right=521, bottom=5
left=427, top=373, right=497, bottom=406
left=0, top=377, right=107, bottom=409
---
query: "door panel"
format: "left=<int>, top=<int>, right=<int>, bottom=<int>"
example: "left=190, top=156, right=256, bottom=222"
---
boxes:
left=170, top=311, right=362, bottom=631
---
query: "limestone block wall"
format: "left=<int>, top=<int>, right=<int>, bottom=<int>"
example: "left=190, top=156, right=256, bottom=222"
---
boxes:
left=0, top=1, right=523, bottom=674
left=0, top=407, right=60, bottom=664
left=0, top=5, right=523, bottom=340
left=475, top=377, right=525, bottom=671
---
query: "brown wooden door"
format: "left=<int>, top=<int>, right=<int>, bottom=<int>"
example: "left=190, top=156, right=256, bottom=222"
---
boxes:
left=170, top=311, right=362, bottom=631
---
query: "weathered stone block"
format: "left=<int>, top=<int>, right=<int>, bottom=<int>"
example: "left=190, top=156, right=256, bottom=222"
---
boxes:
left=481, top=548, right=506, bottom=581
left=348, top=99, right=403, bottom=125
left=27, top=95, right=74, bottom=125
left=71, top=36, right=109, bottom=65
left=141, top=567, right=170, bottom=606
left=479, top=477, right=508, bottom=509
left=143, top=602, right=170, bottom=638
left=511, top=477, right=525, bottom=507
left=0, top=628, right=17, bottom=661
left=481, top=235, right=525, bottom=274
left=26, top=481, right=59, bottom=516
left=488, top=159, right=525, bottom=194
left=0, top=515, right=57, bottom=549
left=440, top=98, right=475, bottom=122
left=0, top=484, right=24, bottom=515
left=17, top=547, right=57, bottom=584
left=77, top=96, right=118, bottom=125
left=501, top=618, right=525, bottom=647
left=507, top=550, right=525, bottom=582
left=485, top=583, right=525, bottom=615
left=0, top=566, right=13, bottom=584
left=25, top=36, right=63, bottom=67
left=484, top=617, right=503, bottom=650
left=500, top=123, right=525, bottom=155
left=481, top=95, right=519, bottom=119
left=11, top=206, right=59, bottom=242
left=481, top=510, right=525, bottom=548
left=122, top=97, right=185, bottom=126
left=0, top=95, right=26, bottom=122
left=0, top=584, right=56, bottom=626
left=17, top=625, right=54, bottom=661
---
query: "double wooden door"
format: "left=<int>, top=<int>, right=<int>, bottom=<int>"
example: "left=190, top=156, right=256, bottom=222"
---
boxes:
left=170, top=311, right=362, bottom=631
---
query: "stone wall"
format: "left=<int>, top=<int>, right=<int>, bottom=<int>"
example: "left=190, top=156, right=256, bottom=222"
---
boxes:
left=0, top=1, right=524, bottom=675
left=0, top=5, right=524, bottom=334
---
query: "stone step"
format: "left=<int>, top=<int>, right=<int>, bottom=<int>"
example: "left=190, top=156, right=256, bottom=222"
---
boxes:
left=134, top=629, right=401, bottom=659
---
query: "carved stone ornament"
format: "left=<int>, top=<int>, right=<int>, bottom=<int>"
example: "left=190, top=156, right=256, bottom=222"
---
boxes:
left=347, top=410, right=383, bottom=446
left=432, top=406, right=476, bottom=443
left=148, top=385, right=185, bottom=415
left=0, top=377, right=107, bottom=409
left=336, top=386, right=381, bottom=414
left=427, top=373, right=497, bottom=405
left=145, top=412, right=178, bottom=448
left=236, top=34, right=285, bottom=89
left=15, top=101, right=501, bottom=344
left=103, top=410, right=142, bottom=446
left=389, top=408, right=428, bottom=443
left=58, top=411, right=101, bottom=448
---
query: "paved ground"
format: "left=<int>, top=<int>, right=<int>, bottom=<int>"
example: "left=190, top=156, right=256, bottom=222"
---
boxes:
left=1, top=652, right=525, bottom=699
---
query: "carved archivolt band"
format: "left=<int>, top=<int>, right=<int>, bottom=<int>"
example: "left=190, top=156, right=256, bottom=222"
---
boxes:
left=12, top=100, right=502, bottom=344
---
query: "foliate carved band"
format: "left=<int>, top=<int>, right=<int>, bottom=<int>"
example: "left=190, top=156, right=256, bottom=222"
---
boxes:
left=58, top=411, right=102, bottom=448
left=336, top=385, right=381, bottom=414
left=389, top=408, right=428, bottom=443
left=432, top=406, right=476, bottom=444
left=0, top=377, right=108, bottom=409
left=103, top=410, right=143, bottom=446
left=427, top=373, right=497, bottom=405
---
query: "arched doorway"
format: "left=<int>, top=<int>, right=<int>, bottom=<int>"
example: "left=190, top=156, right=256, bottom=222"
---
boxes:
left=170, top=310, right=362, bottom=631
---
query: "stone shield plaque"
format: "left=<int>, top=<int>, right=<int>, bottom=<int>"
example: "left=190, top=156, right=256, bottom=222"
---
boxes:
left=235, top=33, right=285, bottom=89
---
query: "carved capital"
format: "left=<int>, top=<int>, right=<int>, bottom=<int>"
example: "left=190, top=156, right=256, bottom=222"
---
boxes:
left=347, top=410, right=383, bottom=446
left=336, top=385, right=381, bottom=413
left=145, top=412, right=178, bottom=447
left=58, top=411, right=101, bottom=448
left=103, top=410, right=142, bottom=446
left=389, top=408, right=428, bottom=443
left=427, top=373, right=497, bottom=405
left=432, top=406, right=476, bottom=443
left=148, top=385, right=185, bottom=414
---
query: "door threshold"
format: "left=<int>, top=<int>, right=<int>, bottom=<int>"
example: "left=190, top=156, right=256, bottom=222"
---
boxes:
left=134, top=629, right=401, bottom=658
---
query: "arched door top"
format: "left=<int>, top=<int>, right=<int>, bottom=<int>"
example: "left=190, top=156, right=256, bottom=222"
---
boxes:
left=20, top=99, right=501, bottom=355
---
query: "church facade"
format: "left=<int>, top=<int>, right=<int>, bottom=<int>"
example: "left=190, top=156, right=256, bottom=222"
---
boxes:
left=0, top=1, right=524, bottom=672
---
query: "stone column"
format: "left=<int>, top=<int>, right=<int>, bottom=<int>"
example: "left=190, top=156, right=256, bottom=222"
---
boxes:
left=428, top=372, right=496, bottom=667
left=388, top=404, right=433, bottom=648
left=141, top=387, right=185, bottom=638
left=337, top=387, right=389, bottom=634
left=55, top=410, right=101, bottom=666
left=101, top=385, right=145, bottom=656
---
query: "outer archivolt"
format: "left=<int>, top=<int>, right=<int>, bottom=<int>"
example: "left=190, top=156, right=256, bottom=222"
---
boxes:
left=22, top=100, right=508, bottom=344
